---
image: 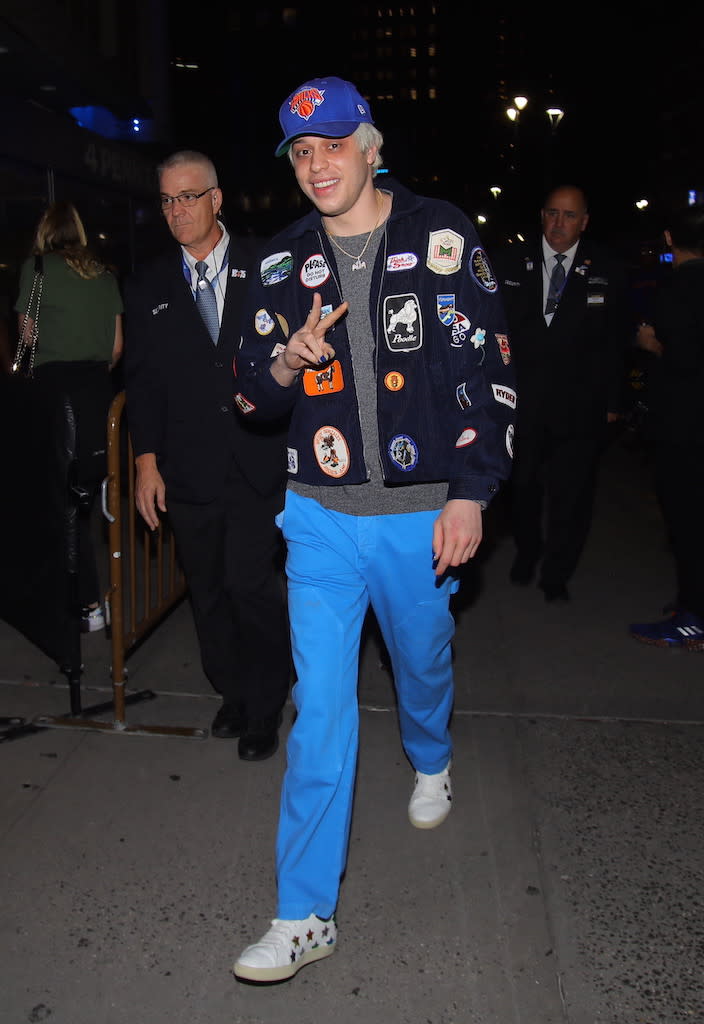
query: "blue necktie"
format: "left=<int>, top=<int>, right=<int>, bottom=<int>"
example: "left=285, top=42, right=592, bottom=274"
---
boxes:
left=545, top=253, right=566, bottom=315
left=195, top=260, right=219, bottom=343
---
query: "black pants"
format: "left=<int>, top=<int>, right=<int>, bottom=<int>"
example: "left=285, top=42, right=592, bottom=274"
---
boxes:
left=34, top=361, right=114, bottom=607
left=510, top=423, right=600, bottom=587
left=167, top=459, right=291, bottom=726
left=654, top=442, right=704, bottom=617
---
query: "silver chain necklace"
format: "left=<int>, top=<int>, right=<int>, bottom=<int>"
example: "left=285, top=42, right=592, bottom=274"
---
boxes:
left=325, top=190, right=384, bottom=271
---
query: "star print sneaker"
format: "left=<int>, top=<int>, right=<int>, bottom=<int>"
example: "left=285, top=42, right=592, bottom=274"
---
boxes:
left=408, top=761, right=452, bottom=829
left=233, top=913, right=337, bottom=982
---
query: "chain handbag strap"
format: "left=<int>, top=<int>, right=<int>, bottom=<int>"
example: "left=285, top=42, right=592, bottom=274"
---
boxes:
left=12, top=254, right=44, bottom=377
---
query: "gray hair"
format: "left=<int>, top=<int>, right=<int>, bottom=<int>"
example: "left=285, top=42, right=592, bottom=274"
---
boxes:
left=287, top=123, right=384, bottom=175
left=157, top=150, right=218, bottom=187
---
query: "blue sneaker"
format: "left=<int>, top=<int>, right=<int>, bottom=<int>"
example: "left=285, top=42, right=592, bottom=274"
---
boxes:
left=629, top=610, right=704, bottom=651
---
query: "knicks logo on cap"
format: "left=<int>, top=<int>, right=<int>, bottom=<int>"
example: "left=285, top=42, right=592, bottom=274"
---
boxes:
left=290, top=88, right=325, bottom=121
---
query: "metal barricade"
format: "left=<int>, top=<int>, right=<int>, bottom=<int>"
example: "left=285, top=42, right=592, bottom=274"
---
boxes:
left=34, top=390, right=206, bottom=739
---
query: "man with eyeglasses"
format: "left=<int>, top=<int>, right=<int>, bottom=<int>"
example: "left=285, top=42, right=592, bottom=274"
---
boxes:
left=123, top=150, right=291, bottom=760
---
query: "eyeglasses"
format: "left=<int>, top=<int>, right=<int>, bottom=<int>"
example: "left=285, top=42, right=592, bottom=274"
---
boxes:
left=160, top=187, right=215, bottom=210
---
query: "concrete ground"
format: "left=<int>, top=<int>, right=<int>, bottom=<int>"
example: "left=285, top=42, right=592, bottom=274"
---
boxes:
left=1, top=426, right=702, bottom=1024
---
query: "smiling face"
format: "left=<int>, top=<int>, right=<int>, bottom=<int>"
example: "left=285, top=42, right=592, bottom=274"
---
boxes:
left=159, top=162, right=223, bottom=258
left=541, top=187, right=589, bottom=253
left=289, top=134, right=378, bottom=233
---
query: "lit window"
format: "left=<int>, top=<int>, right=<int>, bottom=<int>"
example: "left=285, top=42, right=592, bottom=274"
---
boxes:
left=410, top=47, right=416, bottom=57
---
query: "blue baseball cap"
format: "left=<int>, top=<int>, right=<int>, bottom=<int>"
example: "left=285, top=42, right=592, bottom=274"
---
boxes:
left=275, top=76, right=374, bottom=157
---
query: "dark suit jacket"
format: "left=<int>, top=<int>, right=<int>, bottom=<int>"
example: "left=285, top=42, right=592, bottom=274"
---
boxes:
left=123, top=233, right=288, bottom=503
left=494, top=237, right=630, bottom=438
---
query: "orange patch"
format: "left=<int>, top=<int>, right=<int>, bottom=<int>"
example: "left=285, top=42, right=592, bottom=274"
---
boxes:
left=303, top=359, right=344, bottom=396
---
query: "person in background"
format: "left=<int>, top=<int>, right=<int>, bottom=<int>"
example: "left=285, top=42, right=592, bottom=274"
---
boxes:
left=629, top=202, right=704, bottom=650
left=123, top=151, right=291, bottom=758
left=231, top=75, right=515, bottom=982
left=494, top=185, right=630, bottom=602
left=14, top=200, right=123, bottom=633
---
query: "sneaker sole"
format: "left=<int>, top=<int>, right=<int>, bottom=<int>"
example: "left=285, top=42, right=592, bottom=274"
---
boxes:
left=233, top=942, right=335, bottom=982
left=409, top=806, right=452, bottom=830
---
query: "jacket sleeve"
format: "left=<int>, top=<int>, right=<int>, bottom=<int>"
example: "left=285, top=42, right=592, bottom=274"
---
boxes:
left=233, top=252, right=302, bottom=422
left=122, top=271, right=166, bottom=457
left=445, top=223, right=516, bottom=503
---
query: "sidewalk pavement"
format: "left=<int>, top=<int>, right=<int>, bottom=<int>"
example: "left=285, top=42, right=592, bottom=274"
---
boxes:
left=1, top=430, right=702, bottom=1024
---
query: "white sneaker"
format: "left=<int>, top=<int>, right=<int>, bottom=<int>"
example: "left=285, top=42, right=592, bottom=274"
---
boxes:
left=233, top=914, right=337, bottom=982
left=81, top=605, right=105, bottom=633
left=408, top=762, right=452, bottom=829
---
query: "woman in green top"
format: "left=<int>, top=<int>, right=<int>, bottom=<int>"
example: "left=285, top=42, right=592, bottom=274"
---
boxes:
left=14, top=201, right=124, bottom=633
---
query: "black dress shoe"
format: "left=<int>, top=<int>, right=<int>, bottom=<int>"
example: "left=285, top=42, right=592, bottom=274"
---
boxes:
left=540, top=582, right=570, bottom=602
left=211, top=703, right=246, bottom=739
left=238, top=727, right=279, bottom=762
left=509, top=556, right=536, bottom=585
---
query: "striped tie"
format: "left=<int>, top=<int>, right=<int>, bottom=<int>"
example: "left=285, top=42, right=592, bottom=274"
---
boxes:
left=195, top=260, right=219, bottom=343
left=545, top=253, right=566, bottom=315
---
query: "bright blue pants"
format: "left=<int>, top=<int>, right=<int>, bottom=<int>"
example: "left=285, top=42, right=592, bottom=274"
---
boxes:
left=275, top=491, right=459, bottom=919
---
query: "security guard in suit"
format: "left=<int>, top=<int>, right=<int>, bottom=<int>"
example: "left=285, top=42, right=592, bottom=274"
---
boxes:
left=124, top=150, right=291, bottom=758
left=494, top=185, right=629, bottom=601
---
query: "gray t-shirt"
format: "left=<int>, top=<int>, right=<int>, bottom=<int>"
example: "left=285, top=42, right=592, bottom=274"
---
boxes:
left=290, top=215, right=447, bottom=516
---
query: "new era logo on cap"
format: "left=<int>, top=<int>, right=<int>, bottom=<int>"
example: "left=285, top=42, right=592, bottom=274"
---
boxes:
left=275, top=76, right=374, bottom=157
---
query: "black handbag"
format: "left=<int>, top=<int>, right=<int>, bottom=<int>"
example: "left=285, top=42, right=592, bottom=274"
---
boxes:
left=12, top=254, right=44, bottom=378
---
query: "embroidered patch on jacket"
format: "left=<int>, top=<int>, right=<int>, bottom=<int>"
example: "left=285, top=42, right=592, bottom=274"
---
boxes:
left=384, top=371, right=405, bottom=391
left=261, top=251, right=293, bottom=286
left=451, top=311, right=471, bottom=347
left=456, top=382, right=472, bottom=409
left=300, top=253, right=330, bottom=289
left=275, top=313, right=290, bottom=337
left=506, top=424, right=514, bottom=458
left=388, top=434, right=419, bottom=471
left=387, top=252, right=418, bottom=271
left=437, top=293, right=455, bottom=326
left=270, top=342, right=286, bottom=357
left=255, top=309, right=276, bottom=335
left=491, top=383, right=517, bottom=409
left=234, top=393, right=255, bottom=414
left=495, top=333, right=511, bottom=364
left=313, top=426, right=350, bottom=478
left=151, top=302, right=168, bottom=316
left=426, top=229, right=464, bottom=275
left=303, top=360, right=344, bottom=395
left=287, top=447, right=299, bottom=474
left=587, top=293, right=605, bottom=305
left=384, top=293, right=422, bottom=352
left=455, top=428, right=477, bottom=447
left=470, top=246, right=497, bottom=292
left=231, top=268, right=247, bottom=278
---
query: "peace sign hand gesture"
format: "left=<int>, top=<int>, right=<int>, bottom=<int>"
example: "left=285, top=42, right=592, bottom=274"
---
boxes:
left=271, top=292, right=348, bottom=386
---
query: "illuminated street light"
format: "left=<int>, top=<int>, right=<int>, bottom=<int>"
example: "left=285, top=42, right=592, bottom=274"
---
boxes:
left=546, top=107, right=564, bottom=133
left=513, top=95, right=528, bottom=111
left=476, top=214, right=487, bottom=224
left=506, top=107, right=517, bottom=122
left=635, top=199, right=649, bottom=210
left=490, top=185, right=502, bottom=199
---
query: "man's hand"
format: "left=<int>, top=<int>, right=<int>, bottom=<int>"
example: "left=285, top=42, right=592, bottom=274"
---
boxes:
left=271, top=292, right=349, bottom=385
left=134, top=453, right=166, bottom=531
left=432, top=499, right=483, bottom=577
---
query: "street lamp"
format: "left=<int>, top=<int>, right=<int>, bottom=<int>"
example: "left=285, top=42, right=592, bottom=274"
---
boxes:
left=513, top=95, right=528, bottom=112
left=490, top=185, right=502, bottom=200
left=506, top=106, right=517, bottom=122
left=546, top=107, right=564, bottom=133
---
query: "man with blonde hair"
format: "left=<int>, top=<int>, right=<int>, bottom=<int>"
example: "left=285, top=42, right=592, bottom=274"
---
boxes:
left=232, top=76, right=515, bottom=981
